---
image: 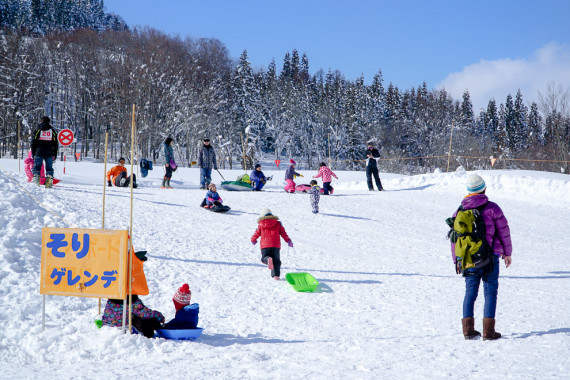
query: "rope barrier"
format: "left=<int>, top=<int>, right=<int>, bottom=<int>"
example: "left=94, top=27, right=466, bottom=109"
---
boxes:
left=0, top=164, right=76, bottom=228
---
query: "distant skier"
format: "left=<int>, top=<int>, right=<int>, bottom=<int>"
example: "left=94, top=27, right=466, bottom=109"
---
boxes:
left=107, top=157, right=137, bottom=188
left=30, top=116, right=58, bottom=188
left=308, top=180, right=321, bottom=213
left=449, top=174, right=512, bottom=340
left=251, top=208, right=293, bottom=280
left=284, top=159, right=302, bottom=193
left=313, top=162, right=337, bottom=195
left=365, top=141, right=383, bottom=191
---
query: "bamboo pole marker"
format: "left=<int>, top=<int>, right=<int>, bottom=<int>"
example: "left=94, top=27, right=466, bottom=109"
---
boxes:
left=128, top=104, right=135, bottom=333
left=99, top=128, right=110, bottom=315
left=446, top=120, right=455, bottom=172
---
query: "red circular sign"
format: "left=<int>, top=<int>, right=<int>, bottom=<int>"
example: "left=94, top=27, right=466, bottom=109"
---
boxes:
left=58, top=129, right=74, bottom=146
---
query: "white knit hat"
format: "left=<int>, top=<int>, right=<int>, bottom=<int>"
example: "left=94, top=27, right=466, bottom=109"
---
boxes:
left=466, top=174, right=486, bottom=194
left=260, top=208, right=273, bottom=217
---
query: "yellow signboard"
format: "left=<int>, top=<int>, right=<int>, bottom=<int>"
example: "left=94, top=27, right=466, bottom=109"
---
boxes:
left=40, top=228, right=128, bottom=298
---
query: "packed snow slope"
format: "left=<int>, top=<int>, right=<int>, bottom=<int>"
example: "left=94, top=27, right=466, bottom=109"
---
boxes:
left=0, top=158, right=569, bottom=379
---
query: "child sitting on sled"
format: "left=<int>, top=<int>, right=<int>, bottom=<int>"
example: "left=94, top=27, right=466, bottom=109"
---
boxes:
left=162, top=283, right=200, bottom=330
left=251, top=208, right=293, bottom=280
left=204, top=183, right=223, bottom=208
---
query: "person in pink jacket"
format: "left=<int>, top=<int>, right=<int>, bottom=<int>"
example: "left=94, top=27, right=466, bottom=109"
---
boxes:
left=450, top=174, right=512, bottom=341
left=313, top=162, right=338, bottom=195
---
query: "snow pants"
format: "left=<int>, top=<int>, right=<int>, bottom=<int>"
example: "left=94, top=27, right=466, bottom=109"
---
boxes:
left=114, top=171, right=137, bottom=187
left=366, top=165, right=383, bottom=190
left=310, top=193, right=320, bottom=213
left=463, top=255, right=500, bottom=318
left=252, top=180, right=265, bottom=191
left=322, top=181, right=334, bottom=195
left=261, top=247, right=281, bottom=277
left=284, top=179, right=296, bottom=193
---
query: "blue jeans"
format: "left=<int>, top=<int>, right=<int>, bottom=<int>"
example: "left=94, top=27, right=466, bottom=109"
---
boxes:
left=200, top=167, right=212, bottom=188
left=463, top=255, right=500, bottom=318
left=33, top=156, right=54, bottom=177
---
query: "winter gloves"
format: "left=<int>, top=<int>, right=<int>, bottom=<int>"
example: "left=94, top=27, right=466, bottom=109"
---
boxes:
left=252, top=241, right=257, bottom=245
left=107, top=180, right=112, bottom=187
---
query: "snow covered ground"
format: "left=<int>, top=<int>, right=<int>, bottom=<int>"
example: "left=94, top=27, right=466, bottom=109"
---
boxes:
left=0, top=158, right=569, bottom=379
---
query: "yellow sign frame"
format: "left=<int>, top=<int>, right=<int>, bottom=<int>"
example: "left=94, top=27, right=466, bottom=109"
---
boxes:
left=40, top=228, right=128, bottom=299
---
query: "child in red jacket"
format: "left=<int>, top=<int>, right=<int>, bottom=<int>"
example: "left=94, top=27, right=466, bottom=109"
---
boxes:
left=251, top=208, right=293, bottom=280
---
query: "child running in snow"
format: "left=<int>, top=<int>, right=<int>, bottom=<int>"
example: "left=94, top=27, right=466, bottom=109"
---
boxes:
left=313, top=162, right=337, bottom=195
left=284, top=159, right=302, bottom=193
left=251, top=208, right=293, bottom=280
left=309, top=180, right=321, bottom=214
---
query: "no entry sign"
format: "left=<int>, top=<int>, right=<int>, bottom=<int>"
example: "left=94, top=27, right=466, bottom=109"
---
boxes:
left=58, top=129, right=74, bottom=146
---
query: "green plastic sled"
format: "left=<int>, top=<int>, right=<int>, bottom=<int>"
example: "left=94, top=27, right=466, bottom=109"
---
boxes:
left=286, top=272, right=319, bottom=292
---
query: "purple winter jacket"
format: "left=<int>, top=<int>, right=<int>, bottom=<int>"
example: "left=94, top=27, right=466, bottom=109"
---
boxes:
left=450, top=193, right=512, bottom=263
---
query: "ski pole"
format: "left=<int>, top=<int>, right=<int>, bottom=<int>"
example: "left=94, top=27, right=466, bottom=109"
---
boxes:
left=216, top=169, right=226, bottom=181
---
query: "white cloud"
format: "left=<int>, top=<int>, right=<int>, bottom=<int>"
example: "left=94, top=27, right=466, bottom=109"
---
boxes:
left=436, top=42, right=570, bottom=112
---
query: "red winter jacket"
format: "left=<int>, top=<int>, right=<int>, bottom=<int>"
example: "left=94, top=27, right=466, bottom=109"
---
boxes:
left=251, top=215, right=291, bottom=249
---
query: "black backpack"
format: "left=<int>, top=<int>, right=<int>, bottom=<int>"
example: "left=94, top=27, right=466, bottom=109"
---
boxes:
left=446, top=205, right=492, bottom=275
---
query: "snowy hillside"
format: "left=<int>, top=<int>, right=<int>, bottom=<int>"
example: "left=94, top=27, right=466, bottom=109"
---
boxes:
left=0, top=158, right=569, bottom=379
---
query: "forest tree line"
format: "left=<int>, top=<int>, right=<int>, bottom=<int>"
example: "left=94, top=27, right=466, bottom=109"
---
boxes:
left=1, top=21, right=569, bottom=173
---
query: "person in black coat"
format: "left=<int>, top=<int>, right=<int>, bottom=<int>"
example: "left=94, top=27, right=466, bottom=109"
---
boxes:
left=30, top=116, right=58, bottom=187
left=365, top=142, right=383, bottom=191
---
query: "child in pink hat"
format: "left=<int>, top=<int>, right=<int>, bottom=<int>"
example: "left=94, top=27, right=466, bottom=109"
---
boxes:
left=284, top=159, right=301, bottom=193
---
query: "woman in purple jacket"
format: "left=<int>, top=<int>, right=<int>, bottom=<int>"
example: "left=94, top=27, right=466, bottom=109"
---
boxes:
left=451, top=174, right=512, bottom=340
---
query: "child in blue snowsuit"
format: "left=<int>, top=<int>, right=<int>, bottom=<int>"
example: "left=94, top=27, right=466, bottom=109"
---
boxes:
left=309, top=180, right=320, bottom=213
left=250, top=164, right=267, bottom=191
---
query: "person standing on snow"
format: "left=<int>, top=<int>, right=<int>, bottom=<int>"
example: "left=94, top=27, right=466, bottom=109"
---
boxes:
left=365, top=141, right=383, bottom=191
left=30, top=116, right=58, bottom=188
left=198, top=137, right=217, bottom=190
left=161, top=137, right=176, bottom=189
left=450, top=174, right=512, bottom=341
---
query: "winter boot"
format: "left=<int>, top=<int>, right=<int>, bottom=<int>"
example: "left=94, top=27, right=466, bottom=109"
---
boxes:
left=273, top=276, right=280, bottom=280
left=166, top=178, right=172, bottom=189
left=462, top=317, right=481, bottom=340
left=482, top=318, right=502, bottom=340
left=32, top=175, right=40, bottom=186
left=161, top=177, right=167, bottom=188
left=267, top=257, right=274, bottom=270
left=45, top=175, right=53, bottom=188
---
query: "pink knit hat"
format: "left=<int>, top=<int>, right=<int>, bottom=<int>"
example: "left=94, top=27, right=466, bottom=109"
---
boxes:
left=290, top=159, right=296, bottom=165
left=173, top=283, right=192, bottom=311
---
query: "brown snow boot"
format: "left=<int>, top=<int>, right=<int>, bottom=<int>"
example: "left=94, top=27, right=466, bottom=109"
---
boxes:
left=462, top=317, right=481, bottom=340
left=483, top=318, right=502, bottom=340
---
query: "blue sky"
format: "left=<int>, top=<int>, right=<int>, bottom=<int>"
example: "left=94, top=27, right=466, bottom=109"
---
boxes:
left=104, top=0, right=570, bottom=111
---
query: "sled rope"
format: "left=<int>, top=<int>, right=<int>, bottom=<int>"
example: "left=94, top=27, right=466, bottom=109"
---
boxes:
left=0, top=164, right=76, bottom=228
